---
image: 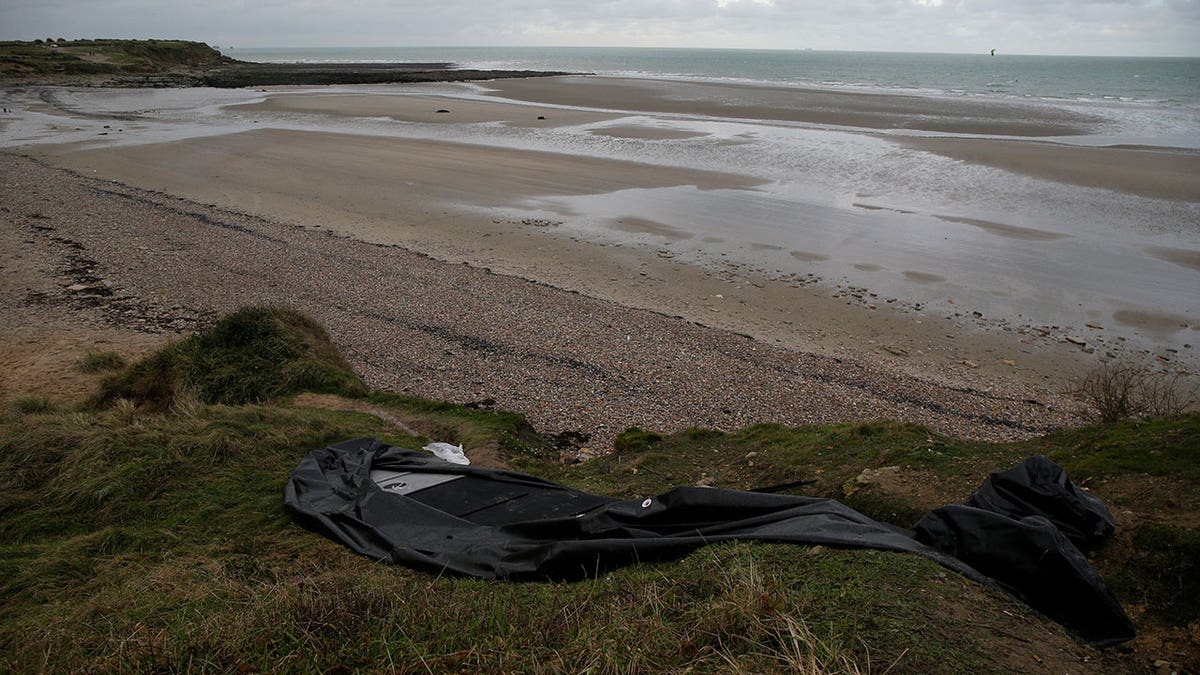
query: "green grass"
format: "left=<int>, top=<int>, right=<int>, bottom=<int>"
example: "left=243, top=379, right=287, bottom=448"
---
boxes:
left=0, top=39, right=228, bottom=77
left=11, top=394, right=55, bottom=415
left=3, top=306, right=1197, bottom=671
left=552, top=420, right=965, bottom=506
left=1, top=404, right=1181, bottom=670
left=94, top=306, right=366, bottom=410
left=79, top=350, right=127, bottom=373
left=0, top=403, right=403, bottom=596
left=0, top=397, right=1065, bottom=672
left=365, top=390, right=548, bottom=463
left=552, top=415, right=1199, bottom=519
left=1037, top=415, right=1200, bottom=480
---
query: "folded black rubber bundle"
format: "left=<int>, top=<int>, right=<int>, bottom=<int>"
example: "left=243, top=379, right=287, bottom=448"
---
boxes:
left=285, top=439, right=1134, bottom=646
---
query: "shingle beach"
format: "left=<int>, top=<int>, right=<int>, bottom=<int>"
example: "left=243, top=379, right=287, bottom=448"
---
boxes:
left=1, top=153, right=1081, bottom=449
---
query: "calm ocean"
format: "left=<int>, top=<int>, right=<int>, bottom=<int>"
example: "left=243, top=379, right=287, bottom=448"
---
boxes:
left=223, top=46, right=1200, bottom=107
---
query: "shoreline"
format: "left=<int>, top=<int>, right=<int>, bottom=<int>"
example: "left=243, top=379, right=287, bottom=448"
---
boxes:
left=3, top=75, right=1197, bottom=415
left=30, top=126, right=1133, bottom=391
left=0, top=39, right=572, bottom=88
left=1, top=152, right=1087, bottom=447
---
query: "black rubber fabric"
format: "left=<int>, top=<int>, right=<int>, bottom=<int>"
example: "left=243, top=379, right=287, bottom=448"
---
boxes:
left=963, top=454, right=1116, bottom=551
left=285, top=439, right=1134, bottom=646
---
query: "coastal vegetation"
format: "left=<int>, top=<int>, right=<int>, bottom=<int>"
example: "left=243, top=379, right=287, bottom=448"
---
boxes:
left=1071, top=359, right=1198, bottom=424
left=0, top=39, right=232, bottom=77
left=92, top=306, right=367, bottom=410
left=0, top=38, right=566, bottom=87
left=1, top=307, right=1196, bottom=672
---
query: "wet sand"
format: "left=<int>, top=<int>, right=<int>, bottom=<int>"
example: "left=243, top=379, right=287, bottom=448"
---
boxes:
left=44, top=128, right=764, bottom=225
left=230, top=76, right=1200, bottom=202
left=904, top=137, right=1200, bottom=202
left=7, top=75, right=1199, bottom=396
left=481, top=76, right=1104, bottom=137
left=240, top=90, right=616, bottom=128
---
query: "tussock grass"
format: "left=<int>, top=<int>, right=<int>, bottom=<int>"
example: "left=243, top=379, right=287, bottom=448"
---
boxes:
left=94, top=306, right=366, bottom=411
left=79, top=350, right=127, bottom=373
left=11, top=394, right=55, bottom=415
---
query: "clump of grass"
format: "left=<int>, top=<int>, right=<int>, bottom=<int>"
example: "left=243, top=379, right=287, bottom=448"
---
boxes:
left=1071, top=360, right=1198, bottom=424
left=93, top=306, right=366, bottom=411
left=78, top=350, right=126, bottom=373
left=613, top=427, right=663, bottom=455
left=12, top=395, right=55, bottom=415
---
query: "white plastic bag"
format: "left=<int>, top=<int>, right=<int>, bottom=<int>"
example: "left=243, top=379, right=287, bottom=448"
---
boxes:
left=423, top=442, right=470, bottom=465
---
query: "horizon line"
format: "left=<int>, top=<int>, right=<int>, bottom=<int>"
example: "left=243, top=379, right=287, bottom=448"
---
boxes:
left=216, top=44, right=1200, bottom=59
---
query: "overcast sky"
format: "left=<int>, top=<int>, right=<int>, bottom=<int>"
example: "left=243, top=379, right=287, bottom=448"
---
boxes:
left=3, top=0, right=1198, bottom=57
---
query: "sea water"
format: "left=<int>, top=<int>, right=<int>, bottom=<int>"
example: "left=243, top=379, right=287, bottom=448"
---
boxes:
left=223, top=46, right=1200, bottom=105
left=223, top=46, right=1200, bottom=144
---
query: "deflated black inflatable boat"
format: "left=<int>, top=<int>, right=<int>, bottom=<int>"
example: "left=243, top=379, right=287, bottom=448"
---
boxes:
left=285, top=437, right=1134, bottom=646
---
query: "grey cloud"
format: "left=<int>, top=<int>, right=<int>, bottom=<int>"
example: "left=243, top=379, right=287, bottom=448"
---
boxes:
left=1, top=0, right=1196, bottom=55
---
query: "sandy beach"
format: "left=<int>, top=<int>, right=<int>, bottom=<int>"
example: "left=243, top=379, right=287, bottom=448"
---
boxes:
left=2, top=74, right=1197, bottom=445
left=0, top=153, right=1082, bottom=447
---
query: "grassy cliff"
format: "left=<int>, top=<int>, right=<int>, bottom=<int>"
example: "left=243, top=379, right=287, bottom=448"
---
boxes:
left=0, top=39, right=232, bottom=78
left=1, top=307, right=1195, bottom=672
left=0, top=39, right=565, bottom=87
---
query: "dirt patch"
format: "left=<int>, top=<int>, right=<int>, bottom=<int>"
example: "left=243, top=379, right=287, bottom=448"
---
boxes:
left=1090, top=474, right=1200, bottom=531
left=1111, top=308, right=1193, bottom=335
left=0, top=327, right=157, bottom=408
left=0, top=205, right=166, bottom=408
left=929, top=571, right=1116, bottom=673
left=839, top=465, right=966, bottom=527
